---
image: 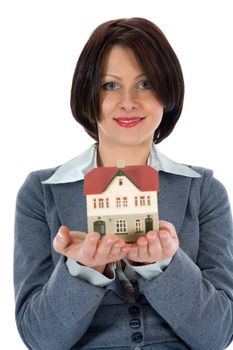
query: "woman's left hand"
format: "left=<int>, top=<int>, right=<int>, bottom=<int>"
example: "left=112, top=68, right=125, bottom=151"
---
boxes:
left=126, top=220, right=179, bottom=264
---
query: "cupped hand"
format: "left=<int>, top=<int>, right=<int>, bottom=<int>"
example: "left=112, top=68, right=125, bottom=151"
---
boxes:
left=126, top=220, right=179, bottom=264
left=53, top=226, right=130, bottom=273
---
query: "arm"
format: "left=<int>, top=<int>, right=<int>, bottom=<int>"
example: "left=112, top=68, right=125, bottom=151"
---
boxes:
left=138, top=170, right=233, bottom=350
left=14, top=172, right=107, bottom=350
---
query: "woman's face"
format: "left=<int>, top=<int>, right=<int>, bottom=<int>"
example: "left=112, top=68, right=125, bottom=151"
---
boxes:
left=98, top=45, right=164, bottom=148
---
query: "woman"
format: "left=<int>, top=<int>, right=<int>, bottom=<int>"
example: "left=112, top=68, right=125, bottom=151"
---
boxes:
left=14, top=18, right=233, bottom=350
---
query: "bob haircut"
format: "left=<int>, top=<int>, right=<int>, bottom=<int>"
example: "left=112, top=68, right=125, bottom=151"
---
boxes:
left=70, top=17, right=184, bottom=144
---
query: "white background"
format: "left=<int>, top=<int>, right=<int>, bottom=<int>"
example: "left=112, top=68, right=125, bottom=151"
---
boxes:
left=0, top=0, right=233, bottom=348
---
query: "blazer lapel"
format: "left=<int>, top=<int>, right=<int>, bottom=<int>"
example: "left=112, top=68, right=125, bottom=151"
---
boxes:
left=158, top=172, right=192, bottom=234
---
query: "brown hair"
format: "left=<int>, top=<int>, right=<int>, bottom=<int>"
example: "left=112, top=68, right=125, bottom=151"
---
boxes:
left=70, top=17, right=184, bottom=144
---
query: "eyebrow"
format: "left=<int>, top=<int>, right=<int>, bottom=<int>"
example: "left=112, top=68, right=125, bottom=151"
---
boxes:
left=101, top=73, right=146, bottom=80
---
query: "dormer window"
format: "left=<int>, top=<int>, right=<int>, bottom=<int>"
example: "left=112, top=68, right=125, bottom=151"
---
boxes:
left=119, top=178, right=123, bottom=185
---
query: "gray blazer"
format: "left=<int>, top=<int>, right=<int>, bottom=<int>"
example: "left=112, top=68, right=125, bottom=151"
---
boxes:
left=14, top=166, right=233, bottom=350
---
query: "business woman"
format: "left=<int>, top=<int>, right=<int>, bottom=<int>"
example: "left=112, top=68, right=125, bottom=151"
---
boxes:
left=14, top=18, right=233, bottom=349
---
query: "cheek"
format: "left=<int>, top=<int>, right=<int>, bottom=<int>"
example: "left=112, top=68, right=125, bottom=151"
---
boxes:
left=99, top=94, right=117, bottom=117
left=143, top=94, right=163, bottom=114
left=158, top=107, right=164, bottom=121
left=150, top=100, right=164, bottom=121
left=100, top=100, right=111, bottom=115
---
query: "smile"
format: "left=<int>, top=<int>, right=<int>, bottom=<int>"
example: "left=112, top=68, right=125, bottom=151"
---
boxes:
left=114, top=117, right=145, bottom=128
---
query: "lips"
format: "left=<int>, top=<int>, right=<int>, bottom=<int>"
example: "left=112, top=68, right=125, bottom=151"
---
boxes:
left=114, top=117, right=145, bottom=128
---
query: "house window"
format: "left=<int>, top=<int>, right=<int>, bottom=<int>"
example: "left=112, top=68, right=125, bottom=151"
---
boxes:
left=135, top=219, right=142, bottom=232
left=135, top=197, right=138, bottom=206
left=116, top=197, right=121, bottom=207
left=119, top=179, right=123, bottom=185
left=123, top=197, right=128, bottom=207
left=106, top=198, right=109, bottom=208
left=98, top=198, right=104, bottom=208
left=93, top=199, right=97, bottom=208
left=140, top=196, right=145, bottom=206
left=116, top=220, right=127, bottom=233
left=147, top=195, right=151, bottom=206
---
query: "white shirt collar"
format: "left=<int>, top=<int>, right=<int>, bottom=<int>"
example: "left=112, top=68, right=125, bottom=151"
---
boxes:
left=42, top=142, right=201, bottom=184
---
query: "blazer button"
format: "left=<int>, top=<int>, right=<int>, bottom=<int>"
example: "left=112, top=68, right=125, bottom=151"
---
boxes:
left=131, top=332, right=143, bottom=343
left=128, top=305, right=140, bottom=317
left=130, top=318, right=141, bottom=329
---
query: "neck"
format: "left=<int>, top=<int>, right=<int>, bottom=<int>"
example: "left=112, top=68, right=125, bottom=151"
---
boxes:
left=97, top=142, right=153, bottom=167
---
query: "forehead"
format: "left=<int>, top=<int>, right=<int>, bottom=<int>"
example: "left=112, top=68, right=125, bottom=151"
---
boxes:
left=100, top=45, right=144, bottom=75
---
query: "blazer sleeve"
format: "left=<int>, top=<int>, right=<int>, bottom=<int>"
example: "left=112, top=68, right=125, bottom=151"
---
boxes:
left=14, top=172, right=107, bottom=350
left=138, top=169, right=233, bottom=350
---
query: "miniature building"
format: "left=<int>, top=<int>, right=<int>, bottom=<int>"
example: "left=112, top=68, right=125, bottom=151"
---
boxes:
left=84, top=163, right=159, bottom=243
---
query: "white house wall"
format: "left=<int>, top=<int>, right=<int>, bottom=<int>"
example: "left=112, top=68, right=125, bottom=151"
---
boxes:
left=86, top=175, right=158, bottom=216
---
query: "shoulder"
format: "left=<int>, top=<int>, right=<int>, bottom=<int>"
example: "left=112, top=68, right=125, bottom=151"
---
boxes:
left=189, top=165, right=213, bottom=190
left=189, top=165, right=230, bottom=210
left=189, top=165, right=225, bottom=192
left=17, top=166, right=60, bottom=199
left=32, top=166, right=60, bottom=182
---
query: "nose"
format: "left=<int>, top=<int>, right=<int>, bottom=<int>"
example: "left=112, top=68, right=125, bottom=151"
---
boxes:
left=118, top=89, right=138, bottom=113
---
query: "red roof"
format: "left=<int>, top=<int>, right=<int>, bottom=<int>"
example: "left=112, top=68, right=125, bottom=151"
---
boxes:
left=84, top=165, right=159, bottom=195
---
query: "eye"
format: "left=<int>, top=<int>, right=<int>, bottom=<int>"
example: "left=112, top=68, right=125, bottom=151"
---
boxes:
left=138, top=80, right=151, bottom=90
left=102, top=82, right=119, bottom=90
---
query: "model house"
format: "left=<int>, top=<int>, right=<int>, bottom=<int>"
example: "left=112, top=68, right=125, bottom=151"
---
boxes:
left=84, top=162, right=159, bottom=243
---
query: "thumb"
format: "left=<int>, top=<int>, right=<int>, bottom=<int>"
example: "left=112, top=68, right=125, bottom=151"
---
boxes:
left=159, top=220, right=176, bottom=238
left=53, top=226, right=72, bottom=253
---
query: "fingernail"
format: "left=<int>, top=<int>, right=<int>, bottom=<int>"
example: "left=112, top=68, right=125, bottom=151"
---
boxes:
left=148, top=233, right=157, bottom=240
left=149, top=237, right=156, bottom=242
left=58, top=230, right=63, bottom=238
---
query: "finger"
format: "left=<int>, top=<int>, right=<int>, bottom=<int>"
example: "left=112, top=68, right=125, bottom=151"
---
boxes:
left=159, top=230, right=174, bottom=257
left=96, top=234, right=118, bottom=258
left=53, top=226, right=72, bottom=253
left=147, top=231, right=163, bottom=257
left=109, top=239, right=128, bottom=256
left=70, top=230, right=87, bottom=242
left=159, top=220, right=176, bottom=237
left=136, top=236, right=148, bottom=258
left=80, top=232, right=100, bottom=261
left=127, top=244, right=138, bottom=260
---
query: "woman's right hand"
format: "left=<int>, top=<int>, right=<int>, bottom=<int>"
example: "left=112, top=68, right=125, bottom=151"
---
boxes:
left=53, top=226, right=130, bottom=273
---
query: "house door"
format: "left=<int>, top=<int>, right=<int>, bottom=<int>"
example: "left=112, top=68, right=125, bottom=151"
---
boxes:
left=145, top=217, right=153, bottom=233
left=93, top=220, right=106, bottom=235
